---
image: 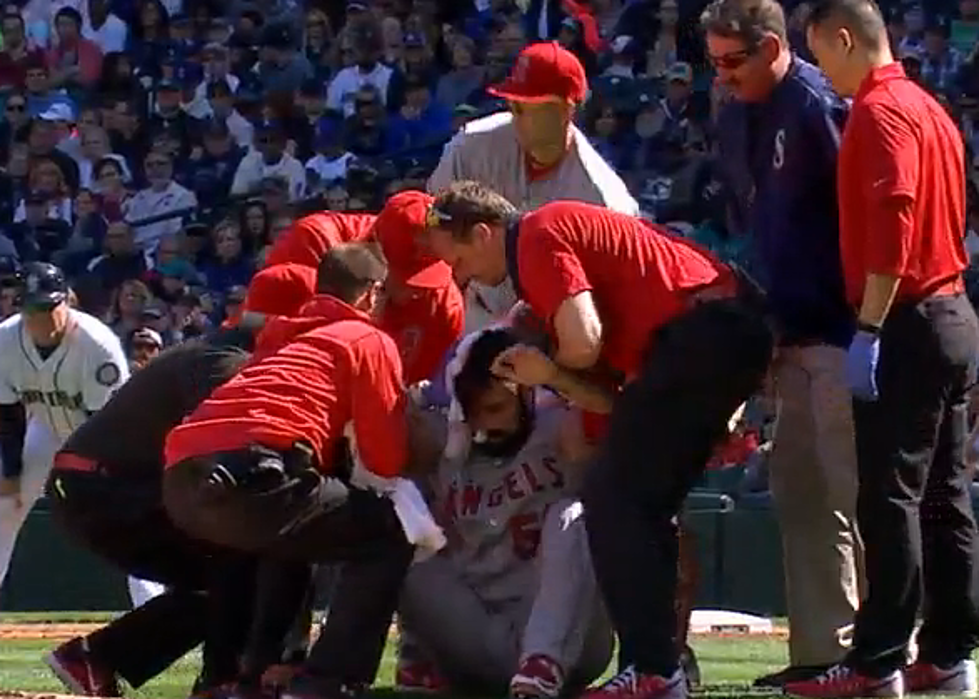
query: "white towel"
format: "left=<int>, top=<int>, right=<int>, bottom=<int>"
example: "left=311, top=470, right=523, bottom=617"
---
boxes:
left=389, top=478, right=447, bottom=562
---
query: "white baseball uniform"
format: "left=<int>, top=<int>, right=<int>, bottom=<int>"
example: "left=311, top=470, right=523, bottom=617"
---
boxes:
left=427, top=111, right=640, bottom=332
left=0, top=309, right=129, bottom=599
left=399, top=396, right=613, bottom=693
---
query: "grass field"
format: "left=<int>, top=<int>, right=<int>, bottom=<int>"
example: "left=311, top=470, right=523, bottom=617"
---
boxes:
left=0, top=616, right=969, bottom=699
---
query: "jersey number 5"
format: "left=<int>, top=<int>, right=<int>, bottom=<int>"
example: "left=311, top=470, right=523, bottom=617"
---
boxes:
left=508, top=512, right=543, bottom=561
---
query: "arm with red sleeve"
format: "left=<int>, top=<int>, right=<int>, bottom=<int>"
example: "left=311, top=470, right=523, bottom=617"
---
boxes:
left=347, top=331, right=410, bottom=490
left=506, top=227, right=615, bottom=413
left=852, top=103, right=918, bottom=328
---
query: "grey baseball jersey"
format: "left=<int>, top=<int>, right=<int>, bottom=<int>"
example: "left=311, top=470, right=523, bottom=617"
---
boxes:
left=0, top=309, right=129, bottom=441
left=427, top=111, right=640, bottom=331
left=434, top=398, right=584, bottom=603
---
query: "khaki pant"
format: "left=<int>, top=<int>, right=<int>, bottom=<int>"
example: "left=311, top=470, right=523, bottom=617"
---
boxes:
left=769, top=345, right=864, bottom=666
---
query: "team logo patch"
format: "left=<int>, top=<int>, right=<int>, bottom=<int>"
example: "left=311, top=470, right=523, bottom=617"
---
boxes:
left=95, top=362, right=121, bottom=387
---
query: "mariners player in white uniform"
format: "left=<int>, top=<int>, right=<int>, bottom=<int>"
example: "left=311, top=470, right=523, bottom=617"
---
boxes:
left=399, top=328, right=613, bottom=698
left=0, top=262, right=129, bottom=598
left=427, top=41, right=639, bottom=332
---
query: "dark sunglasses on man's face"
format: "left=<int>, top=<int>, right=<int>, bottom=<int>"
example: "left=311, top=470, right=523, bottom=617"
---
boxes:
left=707, top=47, right=757, bottom=70
left=6, top=103, right=24, bottom=112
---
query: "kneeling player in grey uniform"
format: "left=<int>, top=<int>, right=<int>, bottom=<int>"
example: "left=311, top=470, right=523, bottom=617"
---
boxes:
left=398, top=328, right=613, bottom=699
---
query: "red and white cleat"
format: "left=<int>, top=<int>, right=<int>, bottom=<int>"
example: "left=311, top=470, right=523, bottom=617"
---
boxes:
left=784, top=663, right=904, bottom=698
left=904, top=659, right=978, bottom=696
left=577, top=666, right=686, bottom=699
left=510, top=654, right=565, bottom=699
left=45, top=636, right=122, bottom=697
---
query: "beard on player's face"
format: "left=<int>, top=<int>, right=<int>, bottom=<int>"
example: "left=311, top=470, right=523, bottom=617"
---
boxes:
left=470, top=386, right=535, bottom=459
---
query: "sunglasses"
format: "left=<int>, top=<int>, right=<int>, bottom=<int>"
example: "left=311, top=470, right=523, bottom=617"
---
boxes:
left=426, top=205, right=451, bottom=228
left=146, top=159, right=170, bottom=167
left=6, top=103, right=24, bottom=111
left=707, top=48, right=757, bottom=70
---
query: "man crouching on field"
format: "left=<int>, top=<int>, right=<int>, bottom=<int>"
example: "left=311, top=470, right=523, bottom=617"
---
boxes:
left=397, top=327, right=613, bottom=699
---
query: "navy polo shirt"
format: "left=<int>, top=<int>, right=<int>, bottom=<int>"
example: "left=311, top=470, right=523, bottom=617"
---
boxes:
left=716, top=57, right=854, bottom=347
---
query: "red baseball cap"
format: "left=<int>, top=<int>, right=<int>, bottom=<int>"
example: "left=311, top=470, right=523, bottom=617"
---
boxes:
left=488, top=42, right=588, bottom=104
left=243, top=263, right=317, bottom=317
left=374, top=190, right=453, bottom=289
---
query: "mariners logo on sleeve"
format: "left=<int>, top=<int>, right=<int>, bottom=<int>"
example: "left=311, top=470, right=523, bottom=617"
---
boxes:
left=95, top=362, right=121, bottom=387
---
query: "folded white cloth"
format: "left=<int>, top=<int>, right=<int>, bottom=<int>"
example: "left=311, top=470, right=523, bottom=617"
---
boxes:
left=389, top=477, right=446, bottom=562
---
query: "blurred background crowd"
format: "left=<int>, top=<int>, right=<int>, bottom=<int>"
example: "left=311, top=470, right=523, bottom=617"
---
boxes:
left=0, top=0, right=974, bottom=388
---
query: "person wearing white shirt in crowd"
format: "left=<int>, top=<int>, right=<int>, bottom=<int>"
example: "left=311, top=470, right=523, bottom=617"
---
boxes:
left=230, top=119, right=305, bottom=200
left=205, top=80, right=253, bottom=149
left=80, top=0, right=125, bottom=53
left=305, top=115, right=355, bottom=190
left=123, top=150, right=197, bottom=251
left=326, top=22, right=393, bottom=117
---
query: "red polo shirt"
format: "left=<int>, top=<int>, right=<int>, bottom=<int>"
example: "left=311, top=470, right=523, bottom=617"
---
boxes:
left=263, top=212, right=377, bottom=269
left=165, top=296, right=407, bottom=479
left=379, top=281, right=464, bottom=385
left=513, top=200, right=730, bottom=381
left=837, top=62, right=968, bottom=307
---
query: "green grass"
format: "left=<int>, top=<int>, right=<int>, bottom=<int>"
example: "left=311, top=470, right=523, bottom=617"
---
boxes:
left=0, top=630, right=969, bottom=698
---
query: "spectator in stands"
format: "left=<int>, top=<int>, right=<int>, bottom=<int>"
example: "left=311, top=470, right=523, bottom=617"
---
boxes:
left=199, top=219, right=253, bottom=295
left=198, top=42, right=239, bottom=103
left=24, top=59, right=76, bottom=119
left=0, top=93, right=30, bottom=165
left=386, top=74, right=452, bottom=151
left=108, top=276, right=152, bottom=338
left=170, top=288, right=208, bottom=341
left=82, top=0, right=128, bottom=54
left=257, top=174, right=293, bottom=221
left=305, top=114, right=355, bottom=192
left=148, top=78, right=202, bottom=159
left=92, top=156, right=130, bottom=222
left=27, top=112, right=80, bottom=187
left=0, top=263, right=20, bottom=319
left=86, top=219, right=149, bottom=290
left=387, top=29, right=439, bottom=111
left=256, top=22, right=313, bottom=97
left=2, top=143, right=31, bottom=217
left=78, top=128, right=130, bottom=189
left=106, top=99, right=149, bottom=166
left=953, top=0, right=979, bottom=53
left=344, top=83, right=390, bottom=158
left=328, top=19, right=392, bottom=116
left=205, top=79, right=253, bottom=148
left=381, top=14, right=404, bottom=66
left=16, top=157, right=72, bottom=223
left=127, top=0, right=170, bottom=74
left=603, top=35, right=638, bottom=78
left=128, top=325, right=162, bottom=370
left=231, top=119, right=306, bottom=201
left=46, top=7, right=103, bottom=90
left=436, top=35, right=484, bottom=111
left=644, top=0, right=681, bottom=77
left=584, top=96, right=629, bottom=168
left=0, top=12, right=45, bottom=91
left=303, top=9, right=334, bottom=77
left=921, top=20, right=963, bottom=93
left=239, top=199, right=269, bottom=250
left=59, top=187, right=105, bottom=271
left=294, top=79, right=330, bottom=161
left=186, top=119, right=244, bottom=209
left=123, top=149, right=197, bottom=251
left=6, top=188, right=72, bottom=261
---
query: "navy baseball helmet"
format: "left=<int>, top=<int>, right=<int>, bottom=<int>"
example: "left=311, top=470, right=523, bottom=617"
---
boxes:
left=21, top=262, right=67, bottom=311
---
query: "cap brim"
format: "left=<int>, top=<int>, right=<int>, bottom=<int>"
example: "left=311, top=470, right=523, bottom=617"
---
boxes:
left=486, top=84, right=568, bottom=103
left=396, top=260, right=454, bottom=289
left=23, top=294, right=65, bottom=312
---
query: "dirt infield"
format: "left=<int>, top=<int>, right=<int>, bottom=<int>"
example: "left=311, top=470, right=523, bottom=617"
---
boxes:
left=0, top=623, right=103, bottom=639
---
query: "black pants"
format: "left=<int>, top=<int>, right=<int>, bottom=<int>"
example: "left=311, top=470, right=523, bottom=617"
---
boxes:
left=49, top=468, right=256, bottom=688
left=582, top=297, right=774, bottom=677
left=849, top=293, right=979, bottom=675
left=163, top=449, right=413, bottom=686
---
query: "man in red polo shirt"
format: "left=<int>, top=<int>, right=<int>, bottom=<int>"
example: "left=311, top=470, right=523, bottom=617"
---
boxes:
left=263, top=210, right=376, bottom=270
left=163, top=242, right=417, bottom=699
left=374, top=191, right=465, bottom=385
left=423, top=181, right=775, bottom=699
left=789, top=1, right=979, bottom=697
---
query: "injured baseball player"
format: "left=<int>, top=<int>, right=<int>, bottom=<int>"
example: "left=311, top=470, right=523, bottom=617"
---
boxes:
left=397, top=327, right=613, bottom=699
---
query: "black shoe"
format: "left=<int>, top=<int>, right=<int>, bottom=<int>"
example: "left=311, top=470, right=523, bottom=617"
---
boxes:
left=752, top=664, right=833, bottom=688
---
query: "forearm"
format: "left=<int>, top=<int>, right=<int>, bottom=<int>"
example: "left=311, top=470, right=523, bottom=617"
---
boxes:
left=858, top=273, right=901, bottom=329
left=546, top=366, right=615, bottom=414
left=0, top=403, right=26, bottom=479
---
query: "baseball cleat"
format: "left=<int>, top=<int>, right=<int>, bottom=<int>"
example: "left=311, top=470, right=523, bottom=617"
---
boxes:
left=784, top=663, right=904, bottom=698
left=510, top=654, right=565, bottom=699
left=45, top=636, right=122, bottom=697
left=395, top=660, right=449, bottom=693
left=577, top=666, right=686, bottom=699
left=904, top=659, right=978, bottom=696
left=753, top=664, right=833, bottom=688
